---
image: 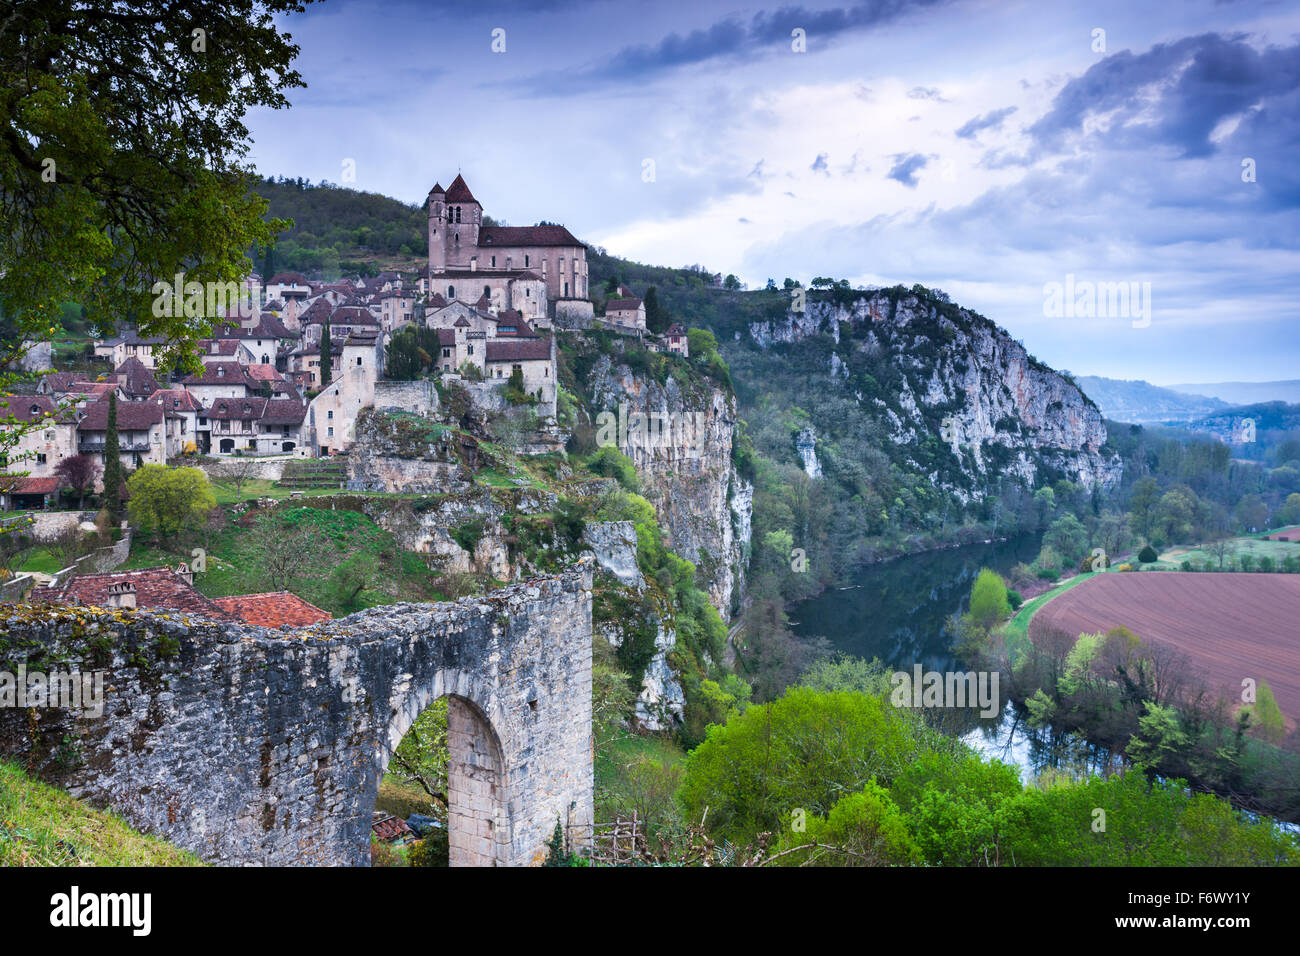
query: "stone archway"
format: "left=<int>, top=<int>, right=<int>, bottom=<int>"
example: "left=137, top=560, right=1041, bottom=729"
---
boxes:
left=0, top=563, right=595, bottom=866
left=378, top=677, right=512, bottom=867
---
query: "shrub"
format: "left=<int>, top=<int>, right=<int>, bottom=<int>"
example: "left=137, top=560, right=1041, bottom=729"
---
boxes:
left=1006, top=589, right=1023, bottom=611
left=1137, top=544, right=1158, bottom=563
left=1035, top=568, right=1060, bottom=582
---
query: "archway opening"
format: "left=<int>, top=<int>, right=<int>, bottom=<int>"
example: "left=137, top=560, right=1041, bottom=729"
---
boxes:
left=371, top=692, right=508, bottom=868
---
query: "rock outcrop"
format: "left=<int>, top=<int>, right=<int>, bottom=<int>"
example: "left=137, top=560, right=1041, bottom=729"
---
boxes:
left=585, top=353, right=751, bottom=619
left=748, top=291, right=1122, bottom=497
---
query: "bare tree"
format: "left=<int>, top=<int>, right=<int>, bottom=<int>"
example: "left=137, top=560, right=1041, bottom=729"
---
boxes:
left=246, top=515, right=325, bottom=592
left=211, top=456, right=263, bottom=500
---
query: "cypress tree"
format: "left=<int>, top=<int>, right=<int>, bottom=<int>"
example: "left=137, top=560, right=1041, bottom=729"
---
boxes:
left=103, top=392, right=122, bottom=520
left=320, top=323, right=332, bottom=386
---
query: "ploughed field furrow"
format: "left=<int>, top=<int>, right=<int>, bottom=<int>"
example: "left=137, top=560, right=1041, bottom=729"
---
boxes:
left=1031, top=571, right=1300, bottom=728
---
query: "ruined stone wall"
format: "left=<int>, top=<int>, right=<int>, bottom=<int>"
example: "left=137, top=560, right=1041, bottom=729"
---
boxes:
left=0, top=563, right=594, bottom=866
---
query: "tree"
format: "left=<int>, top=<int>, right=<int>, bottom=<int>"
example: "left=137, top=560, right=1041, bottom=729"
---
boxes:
left=1246, top=681, right=1286, bottom=745
left=677, top=686, right=923, bottom=843
left=0, top=0, right=302, bottom=375
left=125, top=465, right=216, bottom=543
left=968, top=569, right=1010, bottom=630
left=1042, top=513, right=1089, bottom=566
left=1129, top=476, right=1160, bottom=539
left=212, top=456, right=263, bottom=500
left=723, top=274, right=741, bottom=291
left=245, top=513, right=325, bottom=591
left=319, top=323, right=333, bottom=385
left=102, top=392, right=123, bottom=521
left=54, top=454, right=101, bottom=510
left=0, top=528, right=34, bottom=577
left=389, top=698, right=449, bottom=809
left=643, top=286, right=668, bottom=334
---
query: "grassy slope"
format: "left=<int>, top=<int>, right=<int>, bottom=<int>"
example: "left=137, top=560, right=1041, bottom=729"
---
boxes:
left=0, top=760, right=201, bottom=866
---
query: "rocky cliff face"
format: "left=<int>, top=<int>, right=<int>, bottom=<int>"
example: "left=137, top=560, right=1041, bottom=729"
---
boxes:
left=748, top=292, right=1122, bottom=498
left=584, top=353, right=751, bottom=619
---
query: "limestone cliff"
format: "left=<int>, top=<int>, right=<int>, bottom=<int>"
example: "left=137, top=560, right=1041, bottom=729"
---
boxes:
left=747, top=290, right=1122, bottom=498
left=583, top=351, right=751, bottom=620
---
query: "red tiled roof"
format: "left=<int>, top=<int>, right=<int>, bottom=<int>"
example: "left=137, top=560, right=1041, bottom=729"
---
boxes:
left=207, top=397, right=266, bottom=421
left=606, top=298, right=642, bottom=311
left=479, top=224, right=582, bottom=248
left=147, top=389, right=204, bottom=415
left=485, top=337, right=550, bottom=362
left=211, top=591, right=331, bottom=628
left=269, top=272, right=308, bottom=286
left=428, top=182, right=445, bottom=196
left=261, top=399, right=307, bottom=426
left=245, top=364, right=285, bottom=382
left=371, top=815, right=413, bottom=843
left=36, top=567, right=231, bottom=619
left=435, top=328, right=456, bottom=346
left=115, top=357, right=162, bottom=396
left=1, top=395, right=59, bottom=423
left=179, top=362, right=257, bottom=388
left=444, top=174, right=477, bottom=204
left=666, top=322, right=687, bottom=336
left=427, top=293, right=448, bottom=309
left=77, top=397, right=163, bottom=431
left=0, top=475, right=61, bottom=495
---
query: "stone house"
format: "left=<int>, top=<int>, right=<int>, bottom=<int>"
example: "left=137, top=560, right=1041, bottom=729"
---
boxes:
left=308, top=363, right=375, bottom=456
left=75, top=396, right=167, bottom=473
left=0, top=395, right=78, bottom=478
left=664, top=322, right=689, bottom=357
left=604, top=297, right=646, bottom=329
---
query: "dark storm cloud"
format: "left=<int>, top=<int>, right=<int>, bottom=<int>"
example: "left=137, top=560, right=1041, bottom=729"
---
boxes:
left=1028, top=33, right=1300, bottom=159
left=509, top=0, right=955, bottom=90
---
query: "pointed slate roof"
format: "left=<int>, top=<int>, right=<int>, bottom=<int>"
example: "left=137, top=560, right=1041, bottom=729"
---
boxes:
left=445, top=174, right=477, bottom=204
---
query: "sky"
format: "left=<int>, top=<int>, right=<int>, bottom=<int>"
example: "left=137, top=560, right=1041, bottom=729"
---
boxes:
left=245, top=0, right=1300, bottom=385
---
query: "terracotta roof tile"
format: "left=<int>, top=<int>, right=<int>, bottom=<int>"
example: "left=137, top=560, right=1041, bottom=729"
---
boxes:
left=211, top=592, right=331, bottom=628
left=36, top=567, right=231, bottom=619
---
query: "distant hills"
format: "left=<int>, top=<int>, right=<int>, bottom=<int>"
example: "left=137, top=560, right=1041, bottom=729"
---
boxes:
left=1074, top=376, right=1229, bottom=425
left=1168, top=380, right=1300, bottom=406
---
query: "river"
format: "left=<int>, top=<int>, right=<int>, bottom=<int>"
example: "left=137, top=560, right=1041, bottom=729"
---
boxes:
left=788, top=534, right=1117, bottom=781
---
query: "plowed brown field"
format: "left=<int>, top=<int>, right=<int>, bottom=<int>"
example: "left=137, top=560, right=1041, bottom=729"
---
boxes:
left=1030, top=571, right=1300, bottom=725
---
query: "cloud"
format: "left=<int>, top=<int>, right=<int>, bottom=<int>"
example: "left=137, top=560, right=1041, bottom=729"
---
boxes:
left=955, top=105, right=1017, bottom=139
left=811, top=153, right=830, bottom=174
left=507, top=0, right=956, bottom=91
left=1028, top=33, right=1300, bottom=160
left=907, top=85, right=947, bottom=101
left=887, top=152, right=929, bottom=187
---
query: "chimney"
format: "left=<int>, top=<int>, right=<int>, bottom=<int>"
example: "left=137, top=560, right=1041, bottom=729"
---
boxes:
left=106, top=582, right=136, bottom=610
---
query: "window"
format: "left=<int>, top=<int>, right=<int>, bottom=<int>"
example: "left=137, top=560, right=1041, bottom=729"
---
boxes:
left=442, top=348, right=451, bottom=358
left=327, top=426, right=334, bottom=437
left=524, top=255, right=530, bottom=268
left=468, top=344, right=474, bottom=355
left=490, top=256, right=496, bottom=267
left=448, top=285, right=455, bottom=298
left=484, top=285, right=491, bottom=298
left=455, top=206, right=461, bottom=223
left=327, top=410, right=334, bottom=420
left=36, top=453, right=46, bottom=465
left=356, top=357, right=362, bottom=366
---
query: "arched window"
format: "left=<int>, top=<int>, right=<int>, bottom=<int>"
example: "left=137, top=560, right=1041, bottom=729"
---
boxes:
left=455, top=206, right=461, bottom=223
left=448, top=285, right=455, bottom=299
left=484, top=285, right=491, bottom=298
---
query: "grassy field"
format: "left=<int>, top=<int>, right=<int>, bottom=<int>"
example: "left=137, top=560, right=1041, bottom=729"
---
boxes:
left=0, top=760, right=201, bottom=866
left=1001, top=570, right=1103, bottom=665
left=122, top=505, right=450, bottom=615
left=1158, top=534, right=1300, bottom=569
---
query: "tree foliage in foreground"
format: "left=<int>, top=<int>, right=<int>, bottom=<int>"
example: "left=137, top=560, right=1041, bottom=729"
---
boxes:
left=0, top=0, right=309, bottom=373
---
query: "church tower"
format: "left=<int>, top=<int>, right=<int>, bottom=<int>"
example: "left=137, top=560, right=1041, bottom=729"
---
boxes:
left=427, top=182, right=446, bottom=275
left=443, top=174, right=481, bottom=269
